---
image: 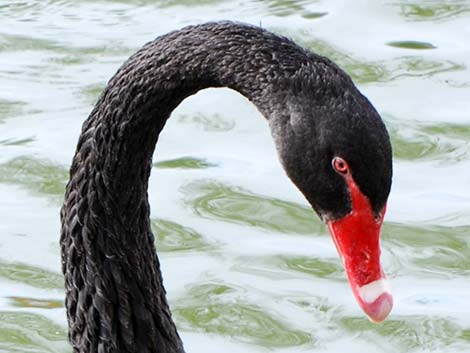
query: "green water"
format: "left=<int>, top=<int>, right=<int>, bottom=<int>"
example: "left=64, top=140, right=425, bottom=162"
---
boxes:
left=0, top=1, right=469, bottom=352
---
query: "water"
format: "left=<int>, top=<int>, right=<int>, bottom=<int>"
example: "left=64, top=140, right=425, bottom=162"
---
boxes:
left=0, top=0, right=469, bottom=352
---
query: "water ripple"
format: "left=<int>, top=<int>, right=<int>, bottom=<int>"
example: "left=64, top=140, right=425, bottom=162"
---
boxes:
left=393, top=2, right=470, bottom=22
left=0, top=261, right=63, bottom=289
left=182, top=180, right=323, bottom=234
left=386, top=118, right=470, bottom=162
left=177, top=113, right=235, bottom=132
left=154, top=156, right=217, bottom=169
left=0, top=100, right=28, bottom=123
left=151, top=218, right=213, bottom=252
left=340, top=315, right=470, bottom=352
left=8, top=296, right=63, bottom=309
left=0, top=156, right=68, bottom=199
left=0, top=311, right=68, bottom=353
left=383, top=222, right=470, bottom=277
left=288, top=32, right=466, bottom=84
left=233, top=255, right=343, bottom=280
left=174, top=283, right=313, bottom=347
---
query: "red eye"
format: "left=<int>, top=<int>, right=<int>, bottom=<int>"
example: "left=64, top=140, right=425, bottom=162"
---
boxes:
left=332, top=157, right=349, bottom=174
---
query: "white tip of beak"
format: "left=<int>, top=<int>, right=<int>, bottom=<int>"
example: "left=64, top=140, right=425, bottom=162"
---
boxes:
left=357, top=278, right=393, bottom=323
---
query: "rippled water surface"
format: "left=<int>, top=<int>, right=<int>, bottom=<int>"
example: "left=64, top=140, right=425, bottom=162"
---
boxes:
left=1, top=1, right=470, bottom=352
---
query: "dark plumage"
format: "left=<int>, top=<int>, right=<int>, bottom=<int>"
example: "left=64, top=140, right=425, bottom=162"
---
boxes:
left=61, top=22, right=392, bottom=353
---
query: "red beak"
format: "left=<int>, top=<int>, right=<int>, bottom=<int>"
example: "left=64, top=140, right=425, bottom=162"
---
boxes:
left=326, top=173, right=392, bottom=323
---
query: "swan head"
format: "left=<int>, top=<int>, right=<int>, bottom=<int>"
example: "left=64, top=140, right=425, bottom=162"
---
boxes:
left=270, top=72, right=393, bottom=322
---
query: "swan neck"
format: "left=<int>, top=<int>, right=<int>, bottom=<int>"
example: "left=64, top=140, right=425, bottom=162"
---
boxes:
left=61, top=22, right=319, bottom=353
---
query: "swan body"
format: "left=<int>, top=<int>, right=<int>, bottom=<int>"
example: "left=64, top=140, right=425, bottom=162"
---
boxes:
left=61, top=22, right=393, bottom=353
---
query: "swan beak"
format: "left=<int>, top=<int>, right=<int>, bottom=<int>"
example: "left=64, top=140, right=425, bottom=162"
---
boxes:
left=326, top=206, right=392, bottom=323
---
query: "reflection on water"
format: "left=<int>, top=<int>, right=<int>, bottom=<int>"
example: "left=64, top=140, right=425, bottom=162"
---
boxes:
left=0, top=100, right=28, bottom=123
left=174, top=282, right=313, bottom=347
left=383, top=222, right=470, bottom=277
left=155, top=156, right=217, bottom=169
left=341, top=316, right=470, bottom=353
left=254, top=0, right=325, bottom=18
left=177, top=113, right=236, bottom=132
left=8, top=296, right=63, bottom=309
left=0, top=156, right=67, bottom=200
left=0, top=0, right=469, bottom=353
left=394, top=2, right=470, bottom=21
left=291, top=33, right=466, bottom=84
left=151, top=218, right=213, bottom=252
left=233, top=254, right=344, bottom=279
left=387, top=118, right=470, bottom=162
left=386, top=41, right=437, bottom=50
left=0, top=261, right=63, bottom=289
left=0, top=311, right=68, bottom=353
left=182, top=180, right=323, bottom=234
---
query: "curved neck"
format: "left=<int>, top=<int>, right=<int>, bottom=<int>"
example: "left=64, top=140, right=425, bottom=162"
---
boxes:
left=88, top=22, right=311, bottom=203
left=61, top=22, right=329, bottom=353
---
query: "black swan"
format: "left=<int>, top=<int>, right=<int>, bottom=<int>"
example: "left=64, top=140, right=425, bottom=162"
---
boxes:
left=60, top=22, right=393, bottom=353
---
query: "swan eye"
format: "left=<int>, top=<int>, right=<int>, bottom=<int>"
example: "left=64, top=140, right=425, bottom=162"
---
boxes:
left=332, top=157, right=349, bottom=175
